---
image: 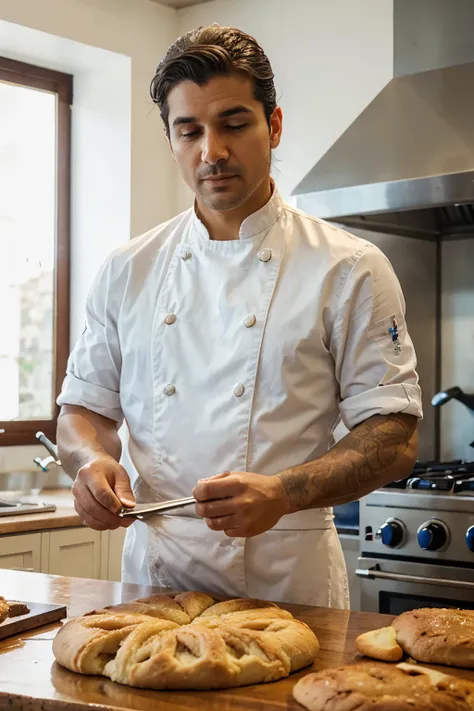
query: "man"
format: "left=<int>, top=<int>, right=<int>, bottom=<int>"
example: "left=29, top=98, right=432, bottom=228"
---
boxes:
left=57, top=25, right=422, bottom=608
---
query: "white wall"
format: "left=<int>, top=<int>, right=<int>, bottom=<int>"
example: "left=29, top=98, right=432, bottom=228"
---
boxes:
left=441, top=240, right=474, bottom=462
left=0, top=0, right=178, bottom=237
left=0, top=0, right=178, bottom=471
left=176, top=0, right=394, bottom=211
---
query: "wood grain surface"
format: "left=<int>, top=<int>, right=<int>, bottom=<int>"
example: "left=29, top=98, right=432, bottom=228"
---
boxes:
left=0, top=569, right=472, bottom=711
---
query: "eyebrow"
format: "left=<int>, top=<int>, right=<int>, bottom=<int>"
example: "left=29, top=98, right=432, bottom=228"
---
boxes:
left=172, top=106, right=253, bottom=127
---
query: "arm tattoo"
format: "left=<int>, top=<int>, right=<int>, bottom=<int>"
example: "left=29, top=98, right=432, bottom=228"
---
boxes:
left=278, top=413, right=418, bottom=512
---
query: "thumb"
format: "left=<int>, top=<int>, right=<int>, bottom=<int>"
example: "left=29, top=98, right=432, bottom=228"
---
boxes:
left=114, top=466, right=135, bottom=507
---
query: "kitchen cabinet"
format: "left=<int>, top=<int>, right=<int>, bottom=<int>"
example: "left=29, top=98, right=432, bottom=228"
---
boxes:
left=106, top=527, right=126, bottom=581
left=0, top=527, right=125, bottom=581
left=43, top=528, right=102, bottom=579
left=0, top=532, right=42, bottom=572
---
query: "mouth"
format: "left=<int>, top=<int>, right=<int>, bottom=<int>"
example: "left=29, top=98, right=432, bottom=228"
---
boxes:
left=201, top=175, right=238, bottom=183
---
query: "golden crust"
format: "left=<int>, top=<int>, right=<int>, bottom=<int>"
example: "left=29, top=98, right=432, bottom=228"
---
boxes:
left=392, top=608, right=474, bottom=669
left=293, top=662, right=474, bottom=711
left=53, top=592, right=319, bottom=690
left=356, top=626, right=404, bottom=662
left=0, top=597, right=9, bottom=625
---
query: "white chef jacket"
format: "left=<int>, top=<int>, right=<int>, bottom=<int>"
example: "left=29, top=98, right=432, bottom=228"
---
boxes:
left=57, top=187, right=422, bottom=608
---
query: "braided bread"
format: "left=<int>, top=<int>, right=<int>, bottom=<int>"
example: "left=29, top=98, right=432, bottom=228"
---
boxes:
left=53, top=592, right=319, bottom=689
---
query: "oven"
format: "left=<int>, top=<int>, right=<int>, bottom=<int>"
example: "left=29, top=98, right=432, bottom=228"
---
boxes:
left=356, top=557, right=474, bottom=615
left=357, top=467, right=474, bottom=614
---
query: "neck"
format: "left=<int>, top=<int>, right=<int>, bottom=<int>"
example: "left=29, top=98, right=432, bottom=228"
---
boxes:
left=195, top=178, right=273, bottom=241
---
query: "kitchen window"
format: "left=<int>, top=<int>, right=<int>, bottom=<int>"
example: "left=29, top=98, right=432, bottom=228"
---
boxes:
left=0, top=57, right=72, bottom=446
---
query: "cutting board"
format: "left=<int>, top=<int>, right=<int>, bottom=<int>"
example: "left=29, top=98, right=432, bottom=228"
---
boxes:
left=0, top=601, right=67, bottom=640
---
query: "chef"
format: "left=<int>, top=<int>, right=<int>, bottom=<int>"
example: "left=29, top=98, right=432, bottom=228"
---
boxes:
left=57, top=25, right=422, bottom=608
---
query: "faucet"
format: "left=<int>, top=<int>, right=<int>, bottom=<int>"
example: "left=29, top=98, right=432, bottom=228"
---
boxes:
left=33, top=431, right=62, bottom=472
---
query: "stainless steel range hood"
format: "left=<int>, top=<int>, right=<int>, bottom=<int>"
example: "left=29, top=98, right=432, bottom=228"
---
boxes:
left=293, top=0, right=474, bottom=240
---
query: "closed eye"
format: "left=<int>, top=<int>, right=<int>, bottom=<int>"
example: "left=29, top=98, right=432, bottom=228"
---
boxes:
left=181, top=129, right=201, bottom=139
left=227, top=124, right=247, bottom=131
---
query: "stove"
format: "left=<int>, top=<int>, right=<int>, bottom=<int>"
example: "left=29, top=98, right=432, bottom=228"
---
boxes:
left=357, top=461, right=474, bottom=614
left=0, top=499, right=56, bottom=517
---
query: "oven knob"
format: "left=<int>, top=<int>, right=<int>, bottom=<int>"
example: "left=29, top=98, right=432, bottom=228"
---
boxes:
left=417, top=520, right=449, bottom=551
left=466, top=526, right=474, bottom=552
left=376, top=519, right=405, bottom=548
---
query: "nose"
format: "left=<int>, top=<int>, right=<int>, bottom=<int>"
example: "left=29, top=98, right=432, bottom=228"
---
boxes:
left=201, top=129, right=229, bottom=165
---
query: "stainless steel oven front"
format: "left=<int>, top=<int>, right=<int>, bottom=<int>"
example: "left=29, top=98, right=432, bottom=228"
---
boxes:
left=356, top=557, right=474, bottom=615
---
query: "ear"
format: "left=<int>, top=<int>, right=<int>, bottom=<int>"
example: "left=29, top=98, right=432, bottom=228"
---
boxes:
left=269, top=106, right=283, bottom=150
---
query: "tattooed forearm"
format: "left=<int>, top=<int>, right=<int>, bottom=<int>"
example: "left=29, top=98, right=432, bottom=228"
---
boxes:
left=277, top=413, right=418, bottom=512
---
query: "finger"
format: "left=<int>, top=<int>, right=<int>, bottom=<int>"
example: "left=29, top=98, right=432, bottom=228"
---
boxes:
left=193, top=474, right=243, bottom=502
left=224, top=528, right=244, bottom=538
left=87, top=477, right=123, bottom=513
left=114, top=467, right=136, bottom=508
left=75, top=484, right=124, bottom=528
left=195, top=498, right=236, bottom=519
left=207, top=470, right=231, bottom=480
left=205, top=515, right=239, bottom=532
left=74, top=500, right=110, bottom=531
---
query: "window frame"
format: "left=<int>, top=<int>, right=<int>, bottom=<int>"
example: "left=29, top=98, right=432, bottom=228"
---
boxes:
left=0, top=57, right=72, bottom=446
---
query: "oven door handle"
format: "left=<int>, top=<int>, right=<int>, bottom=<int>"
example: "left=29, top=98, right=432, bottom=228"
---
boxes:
left=355, top=566, right=474, bottom=590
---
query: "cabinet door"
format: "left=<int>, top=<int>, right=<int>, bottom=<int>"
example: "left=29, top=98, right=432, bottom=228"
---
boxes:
left=107, top=527, right=126, bottom=581
left=0, top=533, right=42, bottom=572
left=47, top=528, right=101, bottom=578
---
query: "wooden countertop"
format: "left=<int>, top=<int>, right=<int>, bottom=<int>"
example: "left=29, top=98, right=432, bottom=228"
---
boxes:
left=0, top=570, right=473, bottom=710
left=0, top=489, right=82, bottom=535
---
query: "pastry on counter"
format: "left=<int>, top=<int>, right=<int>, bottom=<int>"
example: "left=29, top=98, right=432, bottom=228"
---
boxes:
left=356, top=608, right=474, bottom=668
left=293, top=661, right=474, bottom=711
left=0, top=596, right=30, bottom=624
left=53, top=592, right=319, bottom=689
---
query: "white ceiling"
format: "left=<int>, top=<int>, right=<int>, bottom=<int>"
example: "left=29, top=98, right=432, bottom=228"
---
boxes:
left=150, top=0, right=213, bottom=8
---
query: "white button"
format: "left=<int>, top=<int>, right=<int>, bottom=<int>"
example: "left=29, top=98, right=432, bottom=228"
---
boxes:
left=181, top=250, right=192, bottom=261
left=233, top=383, right=245, bottom=398
left=258, top=248, right=272, bottom=262
left=243, top=314, right=256, bottom=328
left=164, top=384, right=176, bottom=396
left=164, top=313, right=177, bottom=325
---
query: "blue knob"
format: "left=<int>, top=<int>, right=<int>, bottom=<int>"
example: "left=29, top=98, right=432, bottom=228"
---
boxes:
left=377, top=521, right=403, bottom=548
left=417, top=521, right=447, bottom=551
left=466, top=526, right=474, bottom=552
left=417, top=527, right=433, bottom=550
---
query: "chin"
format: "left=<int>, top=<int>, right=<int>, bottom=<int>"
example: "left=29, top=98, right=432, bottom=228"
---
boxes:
left=201, top=191, right=248, bottom=212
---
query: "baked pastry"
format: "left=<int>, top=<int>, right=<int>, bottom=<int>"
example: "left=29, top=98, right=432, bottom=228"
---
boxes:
left=0, top=597, right=9, bottom=625
left=356, top=625, right=403, bottom=662
left=356, top=608, right=474, bottom=669
left=53, top=592, right=319, bottom=689
left=293, top=661, right=474, bottom=711
left=6, top=601, right=30, bottom=618
left=0, top=597, right=30, bottom=624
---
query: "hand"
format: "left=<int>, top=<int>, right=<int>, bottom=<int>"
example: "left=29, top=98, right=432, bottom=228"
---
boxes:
left=192, top=471, right=291, bottom=538
left=72, top=455, right=136, bottom=531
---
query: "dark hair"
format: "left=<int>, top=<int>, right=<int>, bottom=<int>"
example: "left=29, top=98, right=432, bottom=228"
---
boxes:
left=150, top=25, right=277, bottom=135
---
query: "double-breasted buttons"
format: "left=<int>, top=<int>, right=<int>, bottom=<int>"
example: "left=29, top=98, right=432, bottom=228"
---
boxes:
left=164, top=313, right=177, bottom=325
left=164, top=384, right=176, bottom=396
left=233, top=383, right=245, bottom=398
left=243, top=314, right=256, bottom=328
left=258, top=248, right=272, bottom=262
left=181, top=250, right=192, bottom=261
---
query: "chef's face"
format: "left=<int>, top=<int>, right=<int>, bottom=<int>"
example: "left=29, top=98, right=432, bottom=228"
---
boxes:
left=166, top=73, right=282, bottom=211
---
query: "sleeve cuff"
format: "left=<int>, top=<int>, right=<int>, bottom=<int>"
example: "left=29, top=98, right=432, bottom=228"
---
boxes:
left=339, top=383, right=423, bottom=430
left=57, top=373, right=123, bottom=424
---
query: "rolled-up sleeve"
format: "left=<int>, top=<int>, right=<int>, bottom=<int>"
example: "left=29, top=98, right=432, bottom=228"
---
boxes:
left=331, top=244, right=423, bottom=430
left=57, top=257, right=123, bottom=423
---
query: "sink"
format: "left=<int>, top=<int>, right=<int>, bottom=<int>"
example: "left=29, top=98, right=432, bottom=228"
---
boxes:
left=0, top=470, right=50, bottom=498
